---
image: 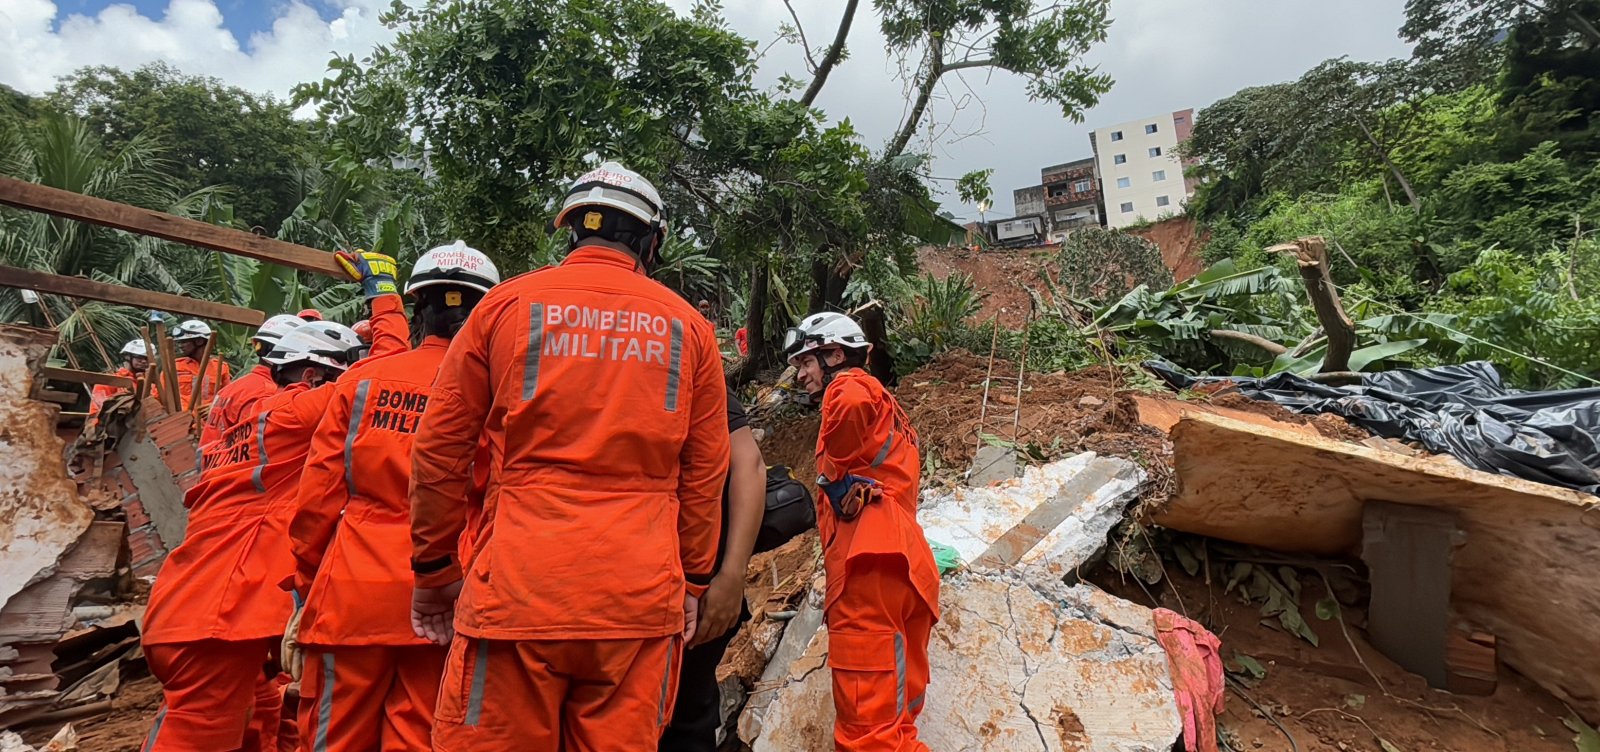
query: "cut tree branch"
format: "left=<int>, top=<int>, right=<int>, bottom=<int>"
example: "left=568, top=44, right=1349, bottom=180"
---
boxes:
left=943, top=58, right=997, bottom=73
left=1270, top=236, right=1357, bottom=373
left=1209, top=329, right=1288, bottom=356
left=799, top=0, right=860, bottom=106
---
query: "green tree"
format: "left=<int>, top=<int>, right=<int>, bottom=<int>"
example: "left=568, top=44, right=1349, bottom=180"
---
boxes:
left=1056, top=227, right=1173, bottom=306
left=48, top=63, right=321, bottom=231
left=0, top=114, right=227, bottom=370
left=1401, top=0, right=1600, bottom=62
left=875, top=0, right=1114, bottom=156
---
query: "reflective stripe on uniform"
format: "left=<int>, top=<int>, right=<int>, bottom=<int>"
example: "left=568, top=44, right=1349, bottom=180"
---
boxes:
left=656, top=638, right=676, bottom=727
left=250, top=411, right=271, bottom=493
left=523, top=303, right=545, bottom=400
left=870, top=430, right=895, bottom=468
left=464, top=639, right=490, bottom=726
left=344, top=380, right=372, bottom=498
left=142, top=706, right=167, bottom=750
left=314, top=653, right=335, bottom=752
left=893, top=631, right=906, bottom=716
left=664, top=318, right=683, bottom=412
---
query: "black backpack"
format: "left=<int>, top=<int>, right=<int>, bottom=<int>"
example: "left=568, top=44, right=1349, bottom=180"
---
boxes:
left=756, top=465, right=815, bottom=554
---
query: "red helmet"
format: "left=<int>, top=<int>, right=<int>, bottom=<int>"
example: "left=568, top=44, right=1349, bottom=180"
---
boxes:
left=351, top=319, right=373, bottom=344
left=297, top=308, right=324, bottom=322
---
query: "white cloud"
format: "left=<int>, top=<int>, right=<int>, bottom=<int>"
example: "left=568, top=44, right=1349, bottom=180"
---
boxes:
left=0, top=0, right=1414, bottom=215
left=0, top=0, right=397, bottom=100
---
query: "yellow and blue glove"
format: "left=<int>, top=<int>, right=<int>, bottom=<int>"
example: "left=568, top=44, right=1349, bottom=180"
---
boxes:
left=335, top=249, right=399, bottom=299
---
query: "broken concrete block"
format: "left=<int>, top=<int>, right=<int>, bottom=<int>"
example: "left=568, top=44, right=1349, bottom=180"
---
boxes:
left=738, top=580, right=827, bottom=744
left=747, top=572, right=1182, bottom=751
left=921, top=451, right=1142, bottom=585
left=968, top=443, right=1020, bottom=486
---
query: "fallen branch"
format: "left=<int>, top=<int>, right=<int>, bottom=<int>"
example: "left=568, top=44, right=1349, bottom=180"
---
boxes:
left=1269, top=236, right=1356, bottom=373
left=1307, top=371, right=1363, bottom=386
left=1209, top=329, right=1287, bottom=356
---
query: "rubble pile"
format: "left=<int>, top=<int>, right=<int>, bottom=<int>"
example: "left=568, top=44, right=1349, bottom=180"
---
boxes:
left=737, top=451, right=1193, bottom=751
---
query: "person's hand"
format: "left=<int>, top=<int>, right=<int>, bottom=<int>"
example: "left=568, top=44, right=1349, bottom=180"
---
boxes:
left=411, top=579, right=464, bottom=645
left=688, top=572, right=743, bottom=648
left=335, top=249, right=400, bottom=299
left=280, top=603, right=305, bottom=681
left=682, top=592, right=701, bottom=645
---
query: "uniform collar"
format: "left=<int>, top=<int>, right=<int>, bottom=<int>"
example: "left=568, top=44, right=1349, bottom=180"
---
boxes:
left=420, top=335, right=452, bottom=350
left=562, top=244, right=644, bottom=274
left=251, top=364, right=272, bottom=378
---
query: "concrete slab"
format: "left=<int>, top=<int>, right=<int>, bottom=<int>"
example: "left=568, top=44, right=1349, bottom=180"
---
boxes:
left=748, top=573, right=1182, bottom=752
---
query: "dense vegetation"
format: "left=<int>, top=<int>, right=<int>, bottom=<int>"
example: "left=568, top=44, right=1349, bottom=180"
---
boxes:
left=2, top=0, right=1597, bottom=392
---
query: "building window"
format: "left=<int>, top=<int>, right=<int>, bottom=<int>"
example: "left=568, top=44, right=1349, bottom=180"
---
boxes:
left=1120, top=201, right=1134, bottom=213
left=1156, top=195, right=1170, bottom=207
left=1152, top=170, right=1166, bottom=182
left=1111, top=130, right=1124, bottom=142
left=1148, top=146, right=1163, bottom=157
left=1116, top=177, right=1131, bottom=189
left=1073, top=179, right=1092, bottom=193
left=1175, top=115, right=1188, bottom=125
left=1145, top=123, right=1158, bottom=134
left=1113, top=154, right=1127, bottom=165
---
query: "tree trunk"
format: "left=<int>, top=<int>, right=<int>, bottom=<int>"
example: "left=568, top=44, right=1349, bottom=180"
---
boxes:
left=732, top=262, right=772, bottom=386
left=809, top=256, right=829, bottom=313
left=1269, top=237, right=1357, bottom=373
left=800, top=0, right=861, bottom=107
left=854, top=301, right=897, bottom=386
left=1354, top=118, right=1420, bottom=210
left=885, top=36, right=945, bottom=158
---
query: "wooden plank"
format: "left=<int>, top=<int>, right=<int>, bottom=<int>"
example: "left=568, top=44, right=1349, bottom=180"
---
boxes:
left=0, top=266, right=265, bottom=327
left=39, top=367, right=134, bottom=390
left=1162, top=412, right=1600, bottom=723
left=0, top=177, right=343, bottom=276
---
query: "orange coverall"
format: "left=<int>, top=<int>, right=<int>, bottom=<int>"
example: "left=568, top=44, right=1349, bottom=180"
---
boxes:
left=174, top=356, right=232, bottom=412
left=287, top=336, right=459, bottom=751
left=410, top=244, right=730, bottom=751
left=88, top=367, right=138, bottom=416
left=815, top=368, right=941, bottom=752
left=142, top=302, right=407, bottom=752
left=201, top=364, right=275, bottom=448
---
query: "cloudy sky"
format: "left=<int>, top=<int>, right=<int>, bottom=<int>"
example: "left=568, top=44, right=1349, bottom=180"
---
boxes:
left=0, top=0, right=1413, bottom=218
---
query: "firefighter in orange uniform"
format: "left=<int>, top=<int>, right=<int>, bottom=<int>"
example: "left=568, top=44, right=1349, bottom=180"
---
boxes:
left=89, top=339, right=151, bottom=416
left=408, top=162, right=730, bottom=751
left=140, top=319, right=367, bottom=752
left=170, top=320, right=232, bottom=412
left=200, top=315, right=304, bottom=448
left=283, top=242, right=500, bottom=751
left=784, top=312, right=941, bottom=752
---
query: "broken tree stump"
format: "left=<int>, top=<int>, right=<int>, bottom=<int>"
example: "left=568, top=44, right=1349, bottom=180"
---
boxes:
left=1269, top=236, right=1356, bottom=373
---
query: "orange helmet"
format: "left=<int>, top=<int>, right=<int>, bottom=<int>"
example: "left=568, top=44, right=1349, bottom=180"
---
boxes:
left=297, top=308, right=324, bottom=322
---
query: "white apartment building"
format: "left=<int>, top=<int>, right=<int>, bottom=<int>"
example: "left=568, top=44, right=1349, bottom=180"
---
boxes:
left=1089, top=108, right=1195, bottom=229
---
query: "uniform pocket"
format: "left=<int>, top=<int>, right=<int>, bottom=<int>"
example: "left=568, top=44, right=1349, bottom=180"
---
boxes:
left=828, top=629, right=906, bottom=726
left=432, top=637, right=480, bottom=725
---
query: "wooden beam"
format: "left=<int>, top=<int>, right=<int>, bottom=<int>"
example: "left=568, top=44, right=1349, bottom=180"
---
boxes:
left=40, top=366, right=134, bottom=390
left=0, top=266, right=265, bottom=326
left=0, top=176, right=344, bottom=277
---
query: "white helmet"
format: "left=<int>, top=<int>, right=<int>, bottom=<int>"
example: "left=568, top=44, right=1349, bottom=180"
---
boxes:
left=406, top=240, right=501, bottom=296
left=264, top=321, right=361, bottom=372
left=784, top=312, right=870, bottom=364
left=171, top=320, right=213, bottom=341
left=552, top=161, right=667, bottom=233
left=120, top=339, right=148, bottom=358
left=254, top=314, right=303, bottom=345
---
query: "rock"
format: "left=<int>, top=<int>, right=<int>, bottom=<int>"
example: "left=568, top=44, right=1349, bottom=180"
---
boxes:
left=921, top=452, right=1143, bottom=587
left=748, top=572, right=1182, bottom=751
left=738, top=582, right=827, bottom=743
left=1078, top=395, right=1106, bottom=408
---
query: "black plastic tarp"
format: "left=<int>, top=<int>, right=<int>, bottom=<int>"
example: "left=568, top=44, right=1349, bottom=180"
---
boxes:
left=1147, top=360, right=1600, bottom=494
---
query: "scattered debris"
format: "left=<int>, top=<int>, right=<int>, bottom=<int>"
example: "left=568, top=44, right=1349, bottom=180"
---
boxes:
left=1161, top=412, right=1600, bottom=722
